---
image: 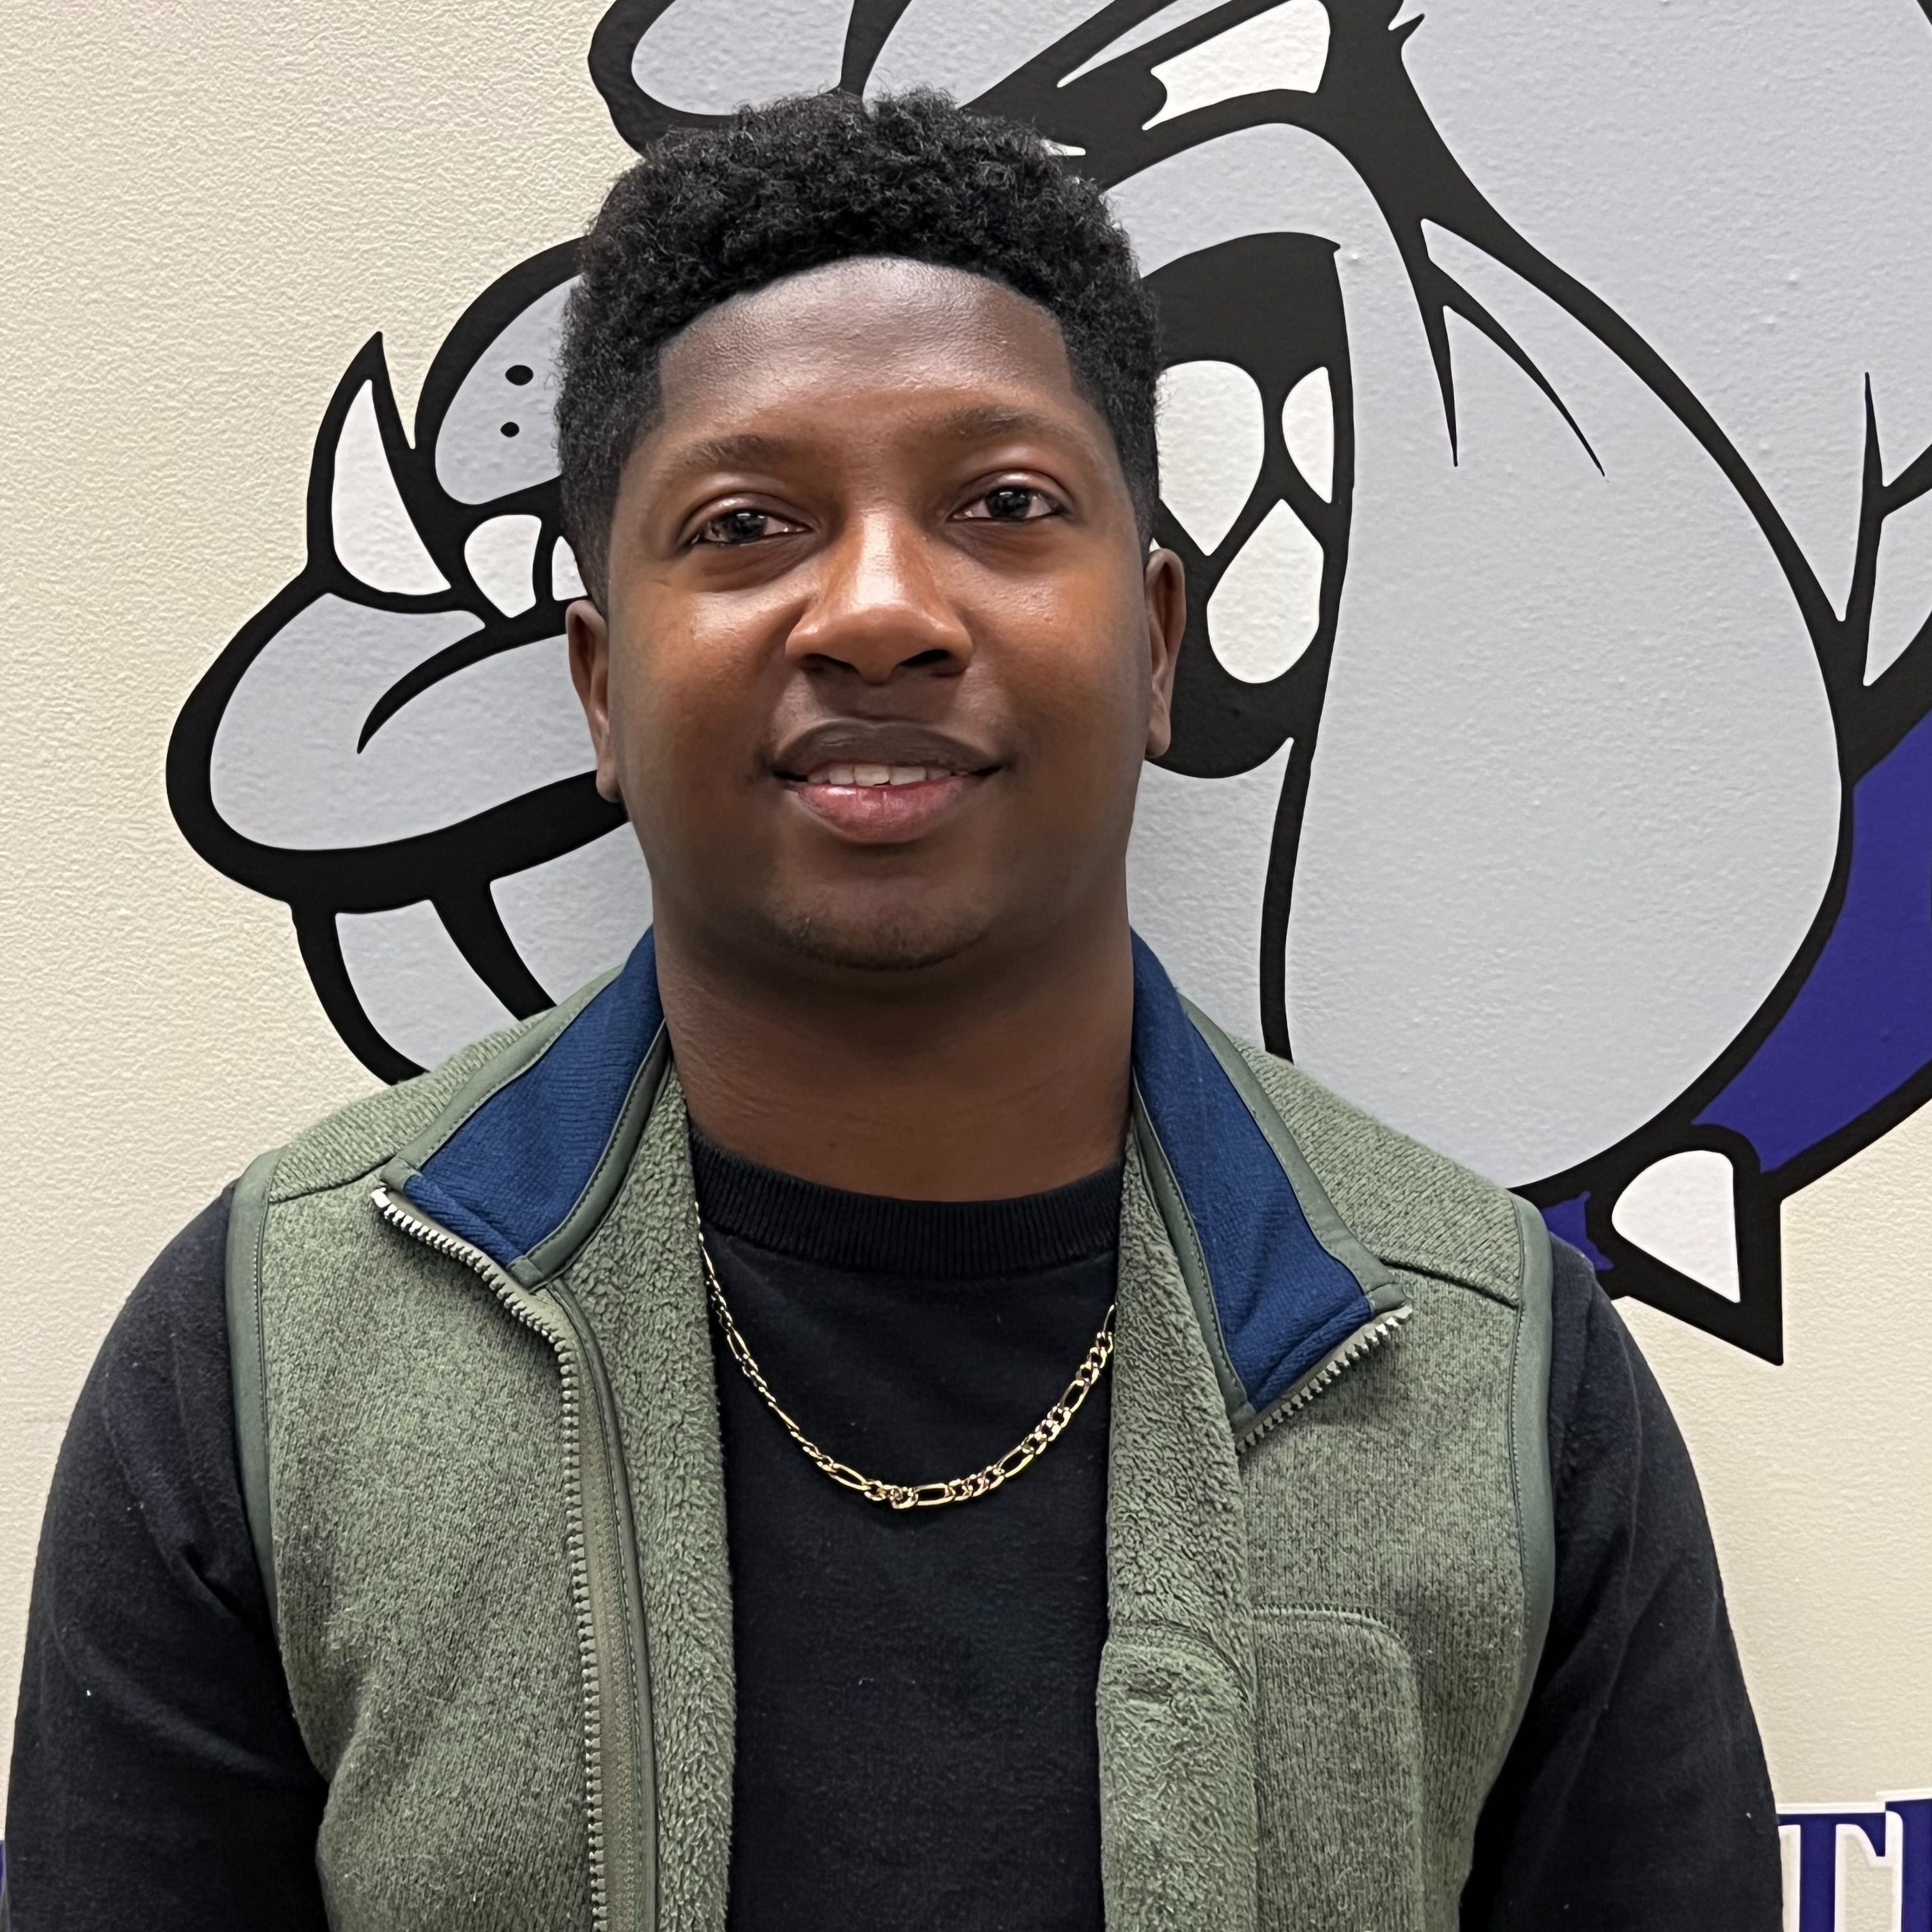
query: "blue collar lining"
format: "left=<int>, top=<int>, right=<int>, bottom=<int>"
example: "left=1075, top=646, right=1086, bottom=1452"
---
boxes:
left=1127, top=935, right=1371, bottom=1411
left=407, top=931, right=665, bottom=1269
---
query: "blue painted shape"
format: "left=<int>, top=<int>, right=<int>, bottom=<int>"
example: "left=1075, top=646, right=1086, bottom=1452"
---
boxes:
left=1782, top=1809, right=1888, bottom=1932
left=1701, top=710, right=1932, bottom=1173
left=1540, top=1193, right=1613, bottom=1275
left=407, top=931, right=664, bottom=1267
left=1130, top=934, right=1370, bottom=1411
left=1892, top=1797, right=1932, bottom=1932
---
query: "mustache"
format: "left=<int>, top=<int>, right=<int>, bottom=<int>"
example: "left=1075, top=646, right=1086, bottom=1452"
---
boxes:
left=769, top=721, right=1002, bottom=777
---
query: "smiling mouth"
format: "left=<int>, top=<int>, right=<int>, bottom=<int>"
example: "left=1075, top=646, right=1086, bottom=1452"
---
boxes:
left=801, top=761, right=964, bottom=788
left=778, top=757, right=993, bottom=842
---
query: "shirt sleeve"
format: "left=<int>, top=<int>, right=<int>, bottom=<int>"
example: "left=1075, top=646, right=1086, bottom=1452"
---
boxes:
left=1460, top=1238, right=1783, bottom=1929
left=3, top=1192, right=329, bottom=1930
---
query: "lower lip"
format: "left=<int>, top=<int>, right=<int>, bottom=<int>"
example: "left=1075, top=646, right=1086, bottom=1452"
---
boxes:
left=785, top=774, right=985, bottom=841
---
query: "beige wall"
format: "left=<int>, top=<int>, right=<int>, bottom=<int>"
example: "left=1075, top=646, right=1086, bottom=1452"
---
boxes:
left=0, top=0, right=637, bottom=1805
left=3, top=3, right=1928, bottom=1917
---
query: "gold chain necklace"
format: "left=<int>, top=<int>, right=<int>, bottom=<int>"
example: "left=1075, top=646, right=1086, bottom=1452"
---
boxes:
left=696, top=1215, right=1116, bottom=1512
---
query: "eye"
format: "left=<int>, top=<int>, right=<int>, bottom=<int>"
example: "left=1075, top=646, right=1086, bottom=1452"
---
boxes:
left=959, top=484, right=1062, bottom=524
left=693, top=507, right=802, bottom=546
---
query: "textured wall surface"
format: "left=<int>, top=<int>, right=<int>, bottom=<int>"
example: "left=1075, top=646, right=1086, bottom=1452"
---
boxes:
left=4, top=1, right=1930, bottom=1918
left=0, top=0, right=639, bottom=1811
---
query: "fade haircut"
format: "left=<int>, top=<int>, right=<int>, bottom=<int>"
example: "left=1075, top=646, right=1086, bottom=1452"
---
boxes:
left=556, top=89, right=1162, bottom=602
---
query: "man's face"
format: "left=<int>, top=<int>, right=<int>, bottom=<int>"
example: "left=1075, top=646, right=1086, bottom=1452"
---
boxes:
left=568, top=257, right=1182, bottom=982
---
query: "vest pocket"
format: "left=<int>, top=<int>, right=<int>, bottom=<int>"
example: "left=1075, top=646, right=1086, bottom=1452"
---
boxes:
left=1096, top=1626, right=1259, bottom=1932
left=1252, top=1608, right=1427, bottom=1932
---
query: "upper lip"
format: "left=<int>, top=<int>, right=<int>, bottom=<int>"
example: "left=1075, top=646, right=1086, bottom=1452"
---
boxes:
left=770, top=722, right=1000, bottom=780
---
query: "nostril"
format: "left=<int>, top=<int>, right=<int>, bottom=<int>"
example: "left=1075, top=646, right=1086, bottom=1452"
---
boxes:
left=902, top=648, right=955, bottom=669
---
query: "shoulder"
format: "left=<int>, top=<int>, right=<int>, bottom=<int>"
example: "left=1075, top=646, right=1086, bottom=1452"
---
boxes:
left=49, top=1187, right=257, bottom=1606
left=88, top=1190, right=236, bottom=1446
left=1542, top=1236, right=1699, bottom=1522
left=1227, top=1038, right=1535, bottom=1305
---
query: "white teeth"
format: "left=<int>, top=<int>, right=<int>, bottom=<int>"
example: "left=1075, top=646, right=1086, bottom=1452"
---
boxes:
left=801, top=762, right=960, bottom=786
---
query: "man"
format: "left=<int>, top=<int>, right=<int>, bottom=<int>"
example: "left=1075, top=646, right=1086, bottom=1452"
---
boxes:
left=5, top=90, right=1780, bottom=1929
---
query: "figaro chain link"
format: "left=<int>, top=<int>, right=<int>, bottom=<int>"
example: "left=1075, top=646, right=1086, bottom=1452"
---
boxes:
left=696, top=1214, right=1116, bottom=1511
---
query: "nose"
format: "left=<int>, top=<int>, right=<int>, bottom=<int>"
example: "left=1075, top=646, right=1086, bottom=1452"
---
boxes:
left=785, top=509, right=972, bottom=684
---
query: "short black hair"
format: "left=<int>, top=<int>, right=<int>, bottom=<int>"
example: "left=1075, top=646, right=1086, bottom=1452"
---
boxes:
left=556, top=89, right=1161, bottom=602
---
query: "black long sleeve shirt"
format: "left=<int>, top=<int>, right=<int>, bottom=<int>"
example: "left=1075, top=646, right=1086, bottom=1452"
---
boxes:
left=2, top=1142, right=1781, bottom=1928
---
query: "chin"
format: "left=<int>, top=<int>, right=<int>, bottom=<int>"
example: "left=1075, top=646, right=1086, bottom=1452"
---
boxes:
left=774, top=900, right=998, bottom=976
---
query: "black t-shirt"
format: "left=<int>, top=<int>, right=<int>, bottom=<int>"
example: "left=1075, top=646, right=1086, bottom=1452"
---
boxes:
left=694, top=1132, right=1119, bottom=1928
left=2, top=1149, right=1782, bottom=1929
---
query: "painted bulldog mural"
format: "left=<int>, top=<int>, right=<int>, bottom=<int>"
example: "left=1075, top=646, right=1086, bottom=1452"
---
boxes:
left=168, top=0, right=1932, bottom=1363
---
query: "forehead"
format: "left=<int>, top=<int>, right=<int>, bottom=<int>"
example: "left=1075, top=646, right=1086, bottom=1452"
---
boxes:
left=652, top=257, right=1089, bottom=436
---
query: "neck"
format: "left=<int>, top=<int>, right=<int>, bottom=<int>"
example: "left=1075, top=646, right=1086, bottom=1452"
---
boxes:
left=652, top=901, right=1135, bottom=1201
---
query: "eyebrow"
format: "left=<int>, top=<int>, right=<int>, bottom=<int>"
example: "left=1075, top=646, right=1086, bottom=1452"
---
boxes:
left=923, top=404, right=1079, bottom=445
left=651, top=404, right=1089, bottom=482
left=652, top=431, right=798, bottom=479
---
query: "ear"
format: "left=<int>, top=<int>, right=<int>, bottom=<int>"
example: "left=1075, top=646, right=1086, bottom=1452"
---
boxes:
left=566, top=597, right=622, bottom=802
left=1143, top=546, right=1186, bottom=760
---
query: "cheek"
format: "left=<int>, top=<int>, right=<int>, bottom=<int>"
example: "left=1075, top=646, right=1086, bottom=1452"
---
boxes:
left=1004, top=587, right=1151, bottom=771
left=607, top=624, right=758, bottom=839
left=997, top=666, right=1148, bottom=868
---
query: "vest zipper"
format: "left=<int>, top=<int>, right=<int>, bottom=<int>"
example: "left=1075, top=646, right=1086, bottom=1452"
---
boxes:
left=371, top=1186, right=655, bottom=1932
left=1235, top=1304, right=1413, bottom=1453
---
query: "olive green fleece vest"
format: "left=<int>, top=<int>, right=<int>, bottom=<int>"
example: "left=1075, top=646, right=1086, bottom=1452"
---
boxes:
left=229, top=1010, right=1551, bottom=1931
